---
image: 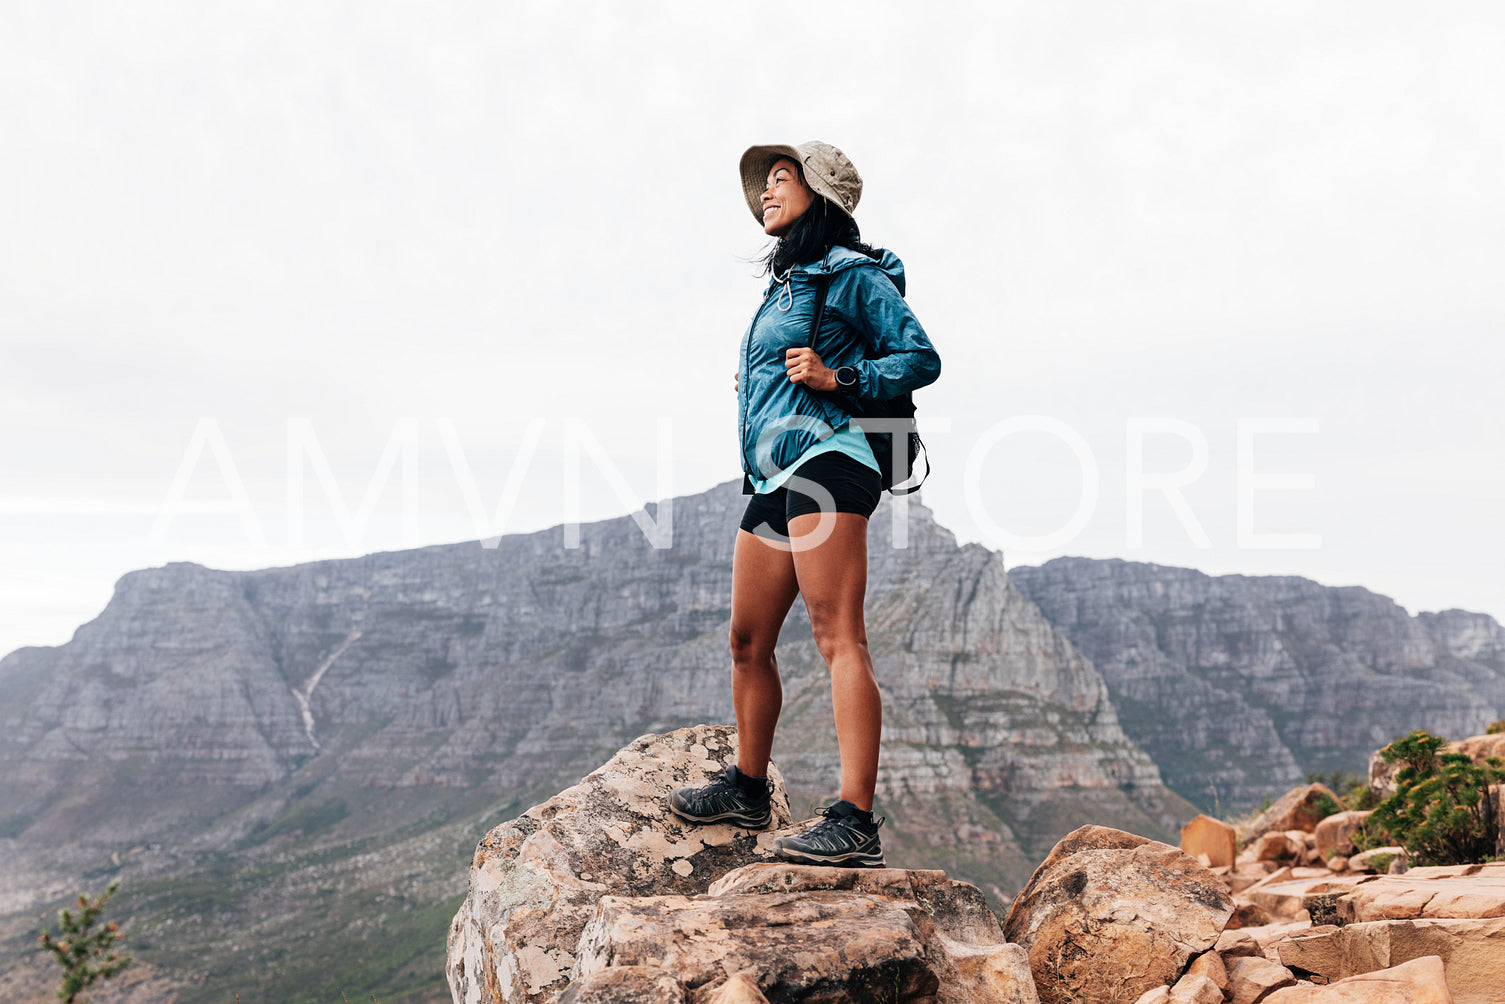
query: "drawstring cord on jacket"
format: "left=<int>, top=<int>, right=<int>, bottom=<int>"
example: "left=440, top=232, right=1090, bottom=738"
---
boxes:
left=774, top=266, right=794, bottom=311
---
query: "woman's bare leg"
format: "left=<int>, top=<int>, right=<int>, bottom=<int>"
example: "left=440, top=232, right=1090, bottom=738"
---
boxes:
left=787, top=511, right=880, bottom=812
left=729, top=528, right=800, bottom=779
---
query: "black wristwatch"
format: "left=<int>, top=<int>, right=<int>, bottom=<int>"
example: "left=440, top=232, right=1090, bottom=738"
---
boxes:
left=833, top=365, right=859, bottom=391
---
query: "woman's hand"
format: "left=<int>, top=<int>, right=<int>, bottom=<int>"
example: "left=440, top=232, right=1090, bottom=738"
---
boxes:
left=784, top=348, right=836, bottom=391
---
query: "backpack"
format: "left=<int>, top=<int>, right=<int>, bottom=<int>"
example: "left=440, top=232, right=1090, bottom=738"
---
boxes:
left=808, top=274, right=930, bottom=496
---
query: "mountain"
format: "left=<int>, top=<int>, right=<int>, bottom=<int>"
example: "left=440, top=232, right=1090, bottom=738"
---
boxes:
left=1008, top=556, right=1505, bottom=812
left=0, top=481, right=1191, bottom=1004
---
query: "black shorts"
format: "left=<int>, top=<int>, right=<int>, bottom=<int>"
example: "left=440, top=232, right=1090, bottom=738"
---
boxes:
left=739, top=451, right=883, bottom=542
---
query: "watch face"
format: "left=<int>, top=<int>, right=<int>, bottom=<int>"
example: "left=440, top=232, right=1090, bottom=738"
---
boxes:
left=837, top=366, right=857, bottom=387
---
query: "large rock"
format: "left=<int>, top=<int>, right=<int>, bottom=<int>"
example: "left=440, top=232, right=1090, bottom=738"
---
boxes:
left=1263, top=955, right=1455, bottom=1004
left=1183, top=814, right=1238, bottom=868
left=446, top=725, right=796, bottom=1004
left=1246, top=831, right=1307, bottom=864
left=1003, top=825, right=1235, bottom=1004
left=1277, top=918, right=1505, bottom=1004
left=1242, top=785, right=1339, bottom=844
left=1226, top=955, right=1298, bottom=1004
left=448, top=725, right=1040, bottom=1004
left=572, top=863, right=1039, bottom=1004
left=1336, top=863, right=1505, bottom=923
left=1314, top=812, right=1370, bottom=861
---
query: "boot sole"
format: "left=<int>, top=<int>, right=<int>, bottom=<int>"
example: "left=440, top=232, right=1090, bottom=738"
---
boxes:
left=771, top=843, right=885, bottom=868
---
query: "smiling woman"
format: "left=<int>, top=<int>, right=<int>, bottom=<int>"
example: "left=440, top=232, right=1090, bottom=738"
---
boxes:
left=758, top=159, right=814, bottom=237
left=668, top=140, right=942, bottom=869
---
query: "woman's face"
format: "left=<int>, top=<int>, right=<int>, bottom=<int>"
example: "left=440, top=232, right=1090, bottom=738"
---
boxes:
left=760, top=157, right=813, bottom=238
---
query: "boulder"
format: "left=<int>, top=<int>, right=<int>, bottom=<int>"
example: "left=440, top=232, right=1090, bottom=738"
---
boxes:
left=1170, top=974, right=1225, bottom=1004
left=1242, top=785, right=1340, bottom=844
left=1135, top=978, right=1224, bottom=1004
left=1183, top=814, right=1239, bottom=869
left=1248, top=831, right=1306, bottom=863
left=1277, top=918, right=1505, bottom=1004
left=1263, top=955, right=1455, bottom=1004
left=1003, top=825, right=1234, bottom=1004
left=446, top=725, right=796, bottom=1004
left=573, top=863, right=1038, bottom=1004
left=1314, top=812, right=1371, bottom=861
left=1185, top=950, right=1229, bottom=993
left=1335, top=863, right=1505, bottom=923
left=1227, top=955, right=1298, bottom=1004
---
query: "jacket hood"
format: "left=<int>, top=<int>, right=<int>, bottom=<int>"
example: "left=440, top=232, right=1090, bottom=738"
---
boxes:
left=766, top=246, right=906, bottom=296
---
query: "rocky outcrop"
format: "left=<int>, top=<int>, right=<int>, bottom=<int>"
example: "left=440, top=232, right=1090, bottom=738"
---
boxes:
left=447, top=725, right=1039, bottom=1004
left=1173, top=815, right=1505, bottom=1004
left=1008, top=557, right=1505, bottom=811
left=1002, top=825, right=1234, bottom=1004
left=1335, top=864, right=1505, bottom=923
left=1278, top=919, right=1504, bottom=1004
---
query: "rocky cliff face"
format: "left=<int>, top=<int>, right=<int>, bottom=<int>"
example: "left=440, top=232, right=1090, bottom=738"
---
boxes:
left=1, top=484, right=1184, bottom=871
left=0, top=482, right=1196, bottom=1002
left=1007, top=557, right=1505, bottom=811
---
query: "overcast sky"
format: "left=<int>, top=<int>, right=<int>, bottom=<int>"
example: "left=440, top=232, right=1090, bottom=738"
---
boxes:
left=3, top=1, right=1502, bottom=661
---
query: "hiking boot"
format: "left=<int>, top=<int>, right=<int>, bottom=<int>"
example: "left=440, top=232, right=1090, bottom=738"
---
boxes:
left=771, top=800, right=885, bottom=868
left=668, top=764, right=773, bottom=828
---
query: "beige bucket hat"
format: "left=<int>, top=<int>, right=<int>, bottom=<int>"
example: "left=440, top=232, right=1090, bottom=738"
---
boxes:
left=739, top=141, right=862, bottom=226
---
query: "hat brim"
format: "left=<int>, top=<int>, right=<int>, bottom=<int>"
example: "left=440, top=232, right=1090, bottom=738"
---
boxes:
left=739, top=143, right=855, bottom=228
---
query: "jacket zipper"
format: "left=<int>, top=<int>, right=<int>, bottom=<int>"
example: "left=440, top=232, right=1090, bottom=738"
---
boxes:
left=740, top=283, right=784, bottom=476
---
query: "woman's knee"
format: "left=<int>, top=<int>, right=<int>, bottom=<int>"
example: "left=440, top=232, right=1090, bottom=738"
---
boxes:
left=729, top=624, right=777, bottom=667
left=808, top=616, right=870, bottom=666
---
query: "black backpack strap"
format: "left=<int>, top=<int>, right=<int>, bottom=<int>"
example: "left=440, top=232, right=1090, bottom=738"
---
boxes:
left=807, top=274, right=831, bottom=347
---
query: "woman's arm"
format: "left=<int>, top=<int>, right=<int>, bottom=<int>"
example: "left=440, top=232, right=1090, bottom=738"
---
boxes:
left=829, top=264, right=941, bottom=400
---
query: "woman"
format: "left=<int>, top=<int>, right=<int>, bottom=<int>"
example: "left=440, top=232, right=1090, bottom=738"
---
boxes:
left=669, top=141, right=940, bottom=867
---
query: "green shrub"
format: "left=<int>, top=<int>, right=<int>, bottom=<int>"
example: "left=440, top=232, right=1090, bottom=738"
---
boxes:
left=1487, top=720, right=1505, bottom=735
left=1312, top=790, right=1343, bottom=819
left=1364, top=730, right=1505, bottom=866
left=38, top=879, right=132, bottom=1003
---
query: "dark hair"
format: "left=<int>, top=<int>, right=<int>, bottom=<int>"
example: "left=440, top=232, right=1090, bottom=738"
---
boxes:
left=758, top=165, right=882, bottom=276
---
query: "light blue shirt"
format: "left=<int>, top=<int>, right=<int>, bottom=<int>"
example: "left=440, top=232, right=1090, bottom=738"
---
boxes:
left=747, top=423, right=879, bottom=494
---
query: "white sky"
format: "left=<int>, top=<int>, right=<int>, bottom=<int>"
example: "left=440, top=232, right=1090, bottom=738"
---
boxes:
left=3, top=1, right=1503, bottom=660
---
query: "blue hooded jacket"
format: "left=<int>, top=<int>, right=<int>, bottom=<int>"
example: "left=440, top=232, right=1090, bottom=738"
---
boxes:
left=738, top=246, right=941, bottom=482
